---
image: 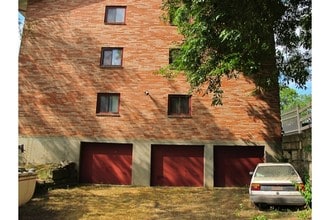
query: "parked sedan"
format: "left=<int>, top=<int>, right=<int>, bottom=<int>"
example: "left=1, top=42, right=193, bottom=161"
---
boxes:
left=249, top=163, right=306, bottom=209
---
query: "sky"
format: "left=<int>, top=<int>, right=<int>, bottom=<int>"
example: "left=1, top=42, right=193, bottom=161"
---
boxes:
left=287, top=78, right=312, bottom=95
left=18, top=12, right=25, bottom=42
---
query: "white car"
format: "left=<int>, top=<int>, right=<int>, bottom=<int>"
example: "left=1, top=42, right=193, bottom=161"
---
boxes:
left=249, top=163, right=306, bottom=209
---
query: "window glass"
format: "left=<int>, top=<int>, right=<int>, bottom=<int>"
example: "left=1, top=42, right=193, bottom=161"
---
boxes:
left=109, top=95, right=119, bottom=112
left=168, top=95, right=191, bottom=116
left=180, top=97, right=189, bottom=114
left=105, top=6, right=126, bottom=24
left=107, top=8, right=117, bottom=22
left=112, top=49, right=122, bottom=66
left=101, top=48, right=123, bottom=67
left=255, top=166, right=298, bottom=178
left=100, top=95, right=109, bottom=112
left=169, top=97, right=179, bottom=114
left=97, top=93, right=120, bottom=114
left=115, top=8, right=125, bottom=23
left=102, top=50, right=113, bottom=66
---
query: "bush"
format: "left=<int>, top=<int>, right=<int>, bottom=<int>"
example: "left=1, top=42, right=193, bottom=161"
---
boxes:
left=299, top=174, right=312, bottom=208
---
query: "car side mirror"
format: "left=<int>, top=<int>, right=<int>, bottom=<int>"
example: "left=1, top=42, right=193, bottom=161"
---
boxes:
left=249, top=171, right=254, bottom=176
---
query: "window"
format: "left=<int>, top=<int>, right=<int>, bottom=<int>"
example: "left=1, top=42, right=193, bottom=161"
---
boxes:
left=168, top=94, right=191, bottom=117
left=105, top=6, right=126, bottom=24
left=96, top=93, right=120, bottom=115
left=169, top=48, right=180, bottom=69
left=169, top=48, right=180, bottom=65
left=100, top=47, right=123, bottom=67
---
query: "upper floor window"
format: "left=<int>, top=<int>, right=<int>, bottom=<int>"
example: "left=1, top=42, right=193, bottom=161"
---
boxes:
left=96, top=93, right=120, bottom=115
left=105, top=6, right=126, bottom=24
left=169, top=48, right=180, bottom=70
left=169, top=48, right=180, bottom=65
left=100, top=47, right=123, bottom=67
left=168, top=94, right=191, bottom=117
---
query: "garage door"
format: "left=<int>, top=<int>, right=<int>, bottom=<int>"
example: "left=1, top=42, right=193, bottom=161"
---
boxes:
left=79, top=142, right=132, bottom=185
left=214, top=146, right=264, bottom=187
left=151, top=145, right=204, bottom=187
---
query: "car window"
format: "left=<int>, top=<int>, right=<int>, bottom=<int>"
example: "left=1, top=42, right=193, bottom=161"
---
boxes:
left=255, top=166, right=297, bottom=178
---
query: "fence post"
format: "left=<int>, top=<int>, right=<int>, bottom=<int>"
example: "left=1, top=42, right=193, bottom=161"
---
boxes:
left=296, top=106, right=301, bottom=134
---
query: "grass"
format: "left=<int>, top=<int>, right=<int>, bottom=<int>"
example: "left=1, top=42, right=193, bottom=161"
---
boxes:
left=19, top=185, right=311, bottom=220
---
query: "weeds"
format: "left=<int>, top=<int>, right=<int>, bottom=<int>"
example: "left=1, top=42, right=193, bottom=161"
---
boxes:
left=252, top=214, right=268, bottom=220
left=297, top=208, right=312, bottom=220
left=299, top=174, right=312, bottom=208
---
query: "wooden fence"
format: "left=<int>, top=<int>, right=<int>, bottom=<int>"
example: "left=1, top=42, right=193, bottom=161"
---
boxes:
left=281, top=103, right=312, bottom=135
left=281, top=103, right=312, bottom=178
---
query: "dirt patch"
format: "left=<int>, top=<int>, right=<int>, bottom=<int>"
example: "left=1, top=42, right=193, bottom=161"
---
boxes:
left=19, top=185, right=311, bottom=220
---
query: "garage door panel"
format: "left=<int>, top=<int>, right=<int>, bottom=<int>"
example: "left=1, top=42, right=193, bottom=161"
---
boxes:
left=151, top=145, right=204, bottom=187
left=80, top=142, right=132, bottom=185
left=163, top=156, right=202, bottom=186
left=222, top=157, right=262, bottom=186
left=214, top=146, right=264, bottom=187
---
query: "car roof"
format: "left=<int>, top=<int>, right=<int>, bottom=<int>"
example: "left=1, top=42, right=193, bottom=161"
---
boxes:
left=256, top=163, right=294, bottom=167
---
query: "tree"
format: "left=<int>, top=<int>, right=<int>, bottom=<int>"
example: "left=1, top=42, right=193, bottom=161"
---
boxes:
left=160, top=0, right=311, bottom=105
left=276, top=0, right=311, bottom=88
left=280, top=86, right=311, bottom=112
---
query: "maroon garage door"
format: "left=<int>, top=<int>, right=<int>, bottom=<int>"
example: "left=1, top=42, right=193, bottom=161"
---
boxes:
left=151, top=145, right=204, bottom=187
left=214, top=146, right=264, bottom=187
left=79, top=142, right=132, bottom=185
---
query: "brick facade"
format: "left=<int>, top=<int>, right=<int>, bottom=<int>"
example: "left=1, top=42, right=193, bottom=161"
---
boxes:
left=19, top=0, right=282, bottom=181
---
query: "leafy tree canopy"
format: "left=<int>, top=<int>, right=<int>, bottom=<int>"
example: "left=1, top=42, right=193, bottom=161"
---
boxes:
left=280, top=86, right=311, bottom=112
left=160, top=0, right=311, bottom=105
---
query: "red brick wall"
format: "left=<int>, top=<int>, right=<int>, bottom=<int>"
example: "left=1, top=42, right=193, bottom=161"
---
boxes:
left=19, top=0, right=281, bottom=144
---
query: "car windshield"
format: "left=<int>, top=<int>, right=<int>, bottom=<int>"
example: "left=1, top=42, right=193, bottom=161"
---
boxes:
left=255, top=165, right=298, bottom=178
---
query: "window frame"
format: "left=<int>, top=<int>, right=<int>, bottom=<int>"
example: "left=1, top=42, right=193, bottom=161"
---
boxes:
left=167, top=94, right=192, bottom=117
left=96, top=93, right=120, bottom=116
left=100, top=47, right=123, bottom=68
left=104, top=6, right=127, bottom=25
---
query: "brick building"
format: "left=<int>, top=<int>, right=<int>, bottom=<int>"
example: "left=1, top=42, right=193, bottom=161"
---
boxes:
left=19, top=0, right=282, bottom=187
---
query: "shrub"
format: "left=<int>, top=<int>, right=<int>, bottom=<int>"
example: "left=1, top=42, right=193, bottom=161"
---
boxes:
left=299, top=174, right=312, bottom=208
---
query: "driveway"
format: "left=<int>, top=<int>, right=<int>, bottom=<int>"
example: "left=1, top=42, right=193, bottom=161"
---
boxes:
left=19, top=185, right=310, bottom=220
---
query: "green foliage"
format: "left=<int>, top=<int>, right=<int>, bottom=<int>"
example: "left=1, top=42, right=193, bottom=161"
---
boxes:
left=276, top=0, right=311, bottom=88
left=297, top=208, right=312, bottom=219
left=304, top=144, right=311, bottom=153
left=252, top=215, right=268, bottom=220
left=161, top=0, right=311, bottom=105
left=299, top=174, right=312, bottom=209
left=280, top=86, right=311, bottom=112
left=155, top=66, right=180, bottom=79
